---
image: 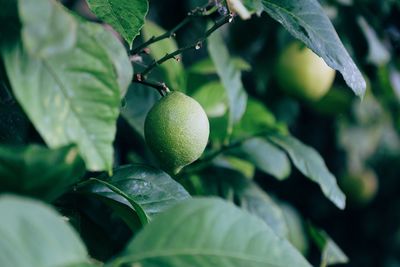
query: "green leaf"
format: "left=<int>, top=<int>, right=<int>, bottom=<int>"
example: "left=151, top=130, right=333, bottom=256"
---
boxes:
left=78, top=164, right=190, bottom=228
left=0, top=195, right=91, bottom=267
left=18, top=0, right=78, bottom=57
left=0, top=144, right=85, bottom=202
left=142, top=20, right=185, bottom=90
left=2, top=22, right=121, bottom=172
left=234, top=137, right=291, bottom=180
left=84, top=22, right=133, bottom=97
left=86, top=0, right=148, bottom=45
left=189, top=57, right=251, bottom=74
left=121, top=83, right=161, bottom=137
left=308, top=224, right=348, bottom=266
left=240, top=182, right=289, bottom=237
left=268, top=134, right=346, bottom=209
left=114, top=198, right=311, bottom=267
left=191, top=81, right=228, bottom=118
left=279, top=203, right=308, bottom=255
left=252, top=0, right=366, bottom=97
left=208, top=30, right=248, bottom=132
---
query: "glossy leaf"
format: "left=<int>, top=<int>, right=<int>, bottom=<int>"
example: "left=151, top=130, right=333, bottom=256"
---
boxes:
left=234, top=137, right=291, bottom=180
left=191, top=81, right=227, bottom=118
left=114, top=198, right=312, bottom=267
left=2, top=22, right=121, bottom=172
left=208, top=30, right=248, bottom=132
left=247, top=0, right=366, bottom=97
left=79, top=164, right=190, bottom=227
left=0, top=144, right=85, bottom=202
left=86, top=0, right=148, bottom=45
left=142, top=20, right=185, bottom=90
left=268, top=134, right=346, bottom=209
left=280, top=203, right=308, bottom=255
left=0, top=195, right=91, bottom=267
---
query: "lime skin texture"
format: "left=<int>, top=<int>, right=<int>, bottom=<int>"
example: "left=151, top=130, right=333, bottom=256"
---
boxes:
left=144, top=91, right=210, bottom=175
left=276, top=42, right=336, bottom=101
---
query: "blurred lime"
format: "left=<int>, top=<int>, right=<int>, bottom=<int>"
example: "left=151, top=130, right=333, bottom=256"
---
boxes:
left=144, top=91, right=210, bottom=175
left=276, top=42, right=336, bottom=101
left=340, top=169, right=379, bottom=205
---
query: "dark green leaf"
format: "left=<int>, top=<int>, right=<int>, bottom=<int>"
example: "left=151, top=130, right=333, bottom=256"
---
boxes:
left=250, top=0, right=366, bottom=97
left=142, top=20, right=185, bottom=90
left=234, top=137, right=291, bottom=180
left=268, top=134, right=346, bottom=209
left=0, top=195, right=91, bottom=267
left=0, top=144, right=85, bottom=202
left=79, top=164, right=190, bottom=227
left=86, top=0, right=148, bottom=45
left=114, top=198, right=312, bottom=267
left=208, top=30, right=248, bottom=132
left=2, top=21, right=121, bottom=172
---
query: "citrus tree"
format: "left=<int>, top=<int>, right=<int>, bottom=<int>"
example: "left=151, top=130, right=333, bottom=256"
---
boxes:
left=1, top=0, right=399, bottom=266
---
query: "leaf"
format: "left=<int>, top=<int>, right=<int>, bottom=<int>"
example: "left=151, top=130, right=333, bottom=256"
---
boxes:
left=252, top=0, right=366, bottom=97
left=234, top=137, right=291, bottom=180
left=121, top=83, right=161, bottom=137
left=268, top=134, right=346, bottom=209
left=78, top=164, right=190, bottom=228
left=84, top=22, right=133, bottom=97
left=114, top=198, right=312, bottom=267
left=240, top=182, right=289, bottom=237
left=308, top=224, right=348, bottom=266
left=0, top=144, right=85, bottom=202
left=86, top=0, right=148, bottom=45
left=18, top=0, right=78, bottom=57
left=2, top=22, right=121, bottom=172
left=208, top=29, right=248, bottom=133
left=191, top=81, right=228, bottom=118
left=142, top=20, right=185, bottom=90
left=0, top=195, right=91, bottom=267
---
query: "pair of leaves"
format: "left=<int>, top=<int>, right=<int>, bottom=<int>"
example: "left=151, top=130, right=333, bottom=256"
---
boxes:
left=2, top=0, right=133, bottom=172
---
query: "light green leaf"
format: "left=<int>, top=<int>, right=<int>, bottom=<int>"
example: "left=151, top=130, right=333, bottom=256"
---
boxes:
left=240, top=182, right=289, bottom=237
left=208, top=30, right=248, bottom=132
left=114, top=198, right=311, bottom=267
left=0, top=195, right=91, bottom=267
left=268, top=134, right=346, bottom=209
left=86, top=0, right=148, bottom=45
left=191, top=81, right=228, bottom=118
left=235, top=137, right=291, bottom=180
left=18, top=0, right=78, bottom=57
left=189, top=57, right=251, bottom=74
left=247, top=0, right=366, bottom=97
left=84, top=22, right=133, bottom=97
left=308, top=224, right=348, bottom=266
left=142, top=20, right=185, bottom=90
left=2, top=22, right=121, bottom=172
left=78, top=164, right=190, bottom=228
left=0, top=144, right=85, bottom=202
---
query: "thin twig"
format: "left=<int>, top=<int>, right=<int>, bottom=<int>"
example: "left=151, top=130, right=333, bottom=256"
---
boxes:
left=141, top=14, right=234, bottom=77
left=132, top=74, right=169, bottom=96
left=129, top=2, right=217, bottom=55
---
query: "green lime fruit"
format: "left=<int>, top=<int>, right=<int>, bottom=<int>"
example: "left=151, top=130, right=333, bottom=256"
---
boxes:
left=144, top=91, right=210, bottom=174
left=340, top=169, right=378, bottom=205
left=276, top=42, right=336, bottom=101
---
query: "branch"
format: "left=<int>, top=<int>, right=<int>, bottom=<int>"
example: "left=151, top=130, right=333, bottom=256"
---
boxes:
left=141, top=14, right=234, bottom=77
left=130, top=2, right=217, bottom=55
left=132, top=74, right=169, bottom=96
